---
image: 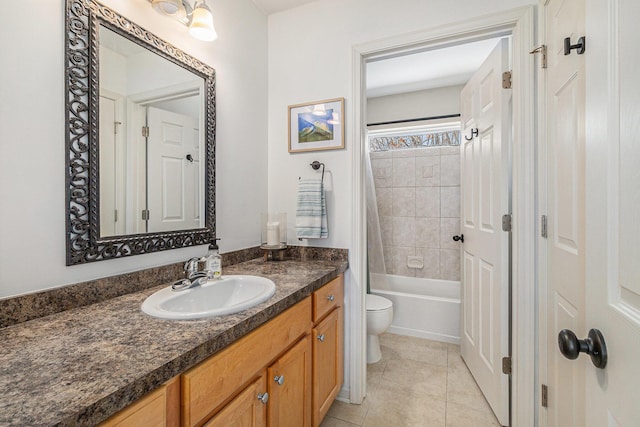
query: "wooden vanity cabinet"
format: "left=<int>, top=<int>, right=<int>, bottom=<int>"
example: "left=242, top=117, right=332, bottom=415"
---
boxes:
left=311, top=276, right=344, bottom=427
left=100, top=274, right=344, bottom=427
left=181, top=298, right=312, bottom=427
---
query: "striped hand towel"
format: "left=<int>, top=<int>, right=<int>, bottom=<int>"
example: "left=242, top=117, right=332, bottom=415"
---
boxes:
left=296, top=179, right=328, bottom=239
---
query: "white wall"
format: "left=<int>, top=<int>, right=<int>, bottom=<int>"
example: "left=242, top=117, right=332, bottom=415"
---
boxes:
left=367, top=85, right=464, bottom=125
left=0, top=0, right=268, bottom=298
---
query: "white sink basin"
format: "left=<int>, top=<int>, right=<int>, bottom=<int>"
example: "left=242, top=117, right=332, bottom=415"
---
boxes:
left=141, top=275, right=276, bottom=320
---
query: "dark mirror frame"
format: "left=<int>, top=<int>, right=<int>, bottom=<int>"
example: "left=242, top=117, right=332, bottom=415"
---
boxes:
left=65, top=0, right=216, bottom=265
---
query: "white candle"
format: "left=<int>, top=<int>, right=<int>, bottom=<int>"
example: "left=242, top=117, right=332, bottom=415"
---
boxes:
left=266, top=221, right=280, bottom=246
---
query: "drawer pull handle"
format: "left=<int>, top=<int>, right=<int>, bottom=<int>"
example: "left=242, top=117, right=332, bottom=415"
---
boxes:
left=257, top=392, right=269, bottom=404
left=274, top=375, right=285, bottom=385
left=317, top=334, right=326, bottom=342
left=327, top=295, right=335, bottom=302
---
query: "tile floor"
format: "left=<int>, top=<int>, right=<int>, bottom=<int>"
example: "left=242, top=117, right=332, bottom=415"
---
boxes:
left=320, top=333, right=501, bottom=427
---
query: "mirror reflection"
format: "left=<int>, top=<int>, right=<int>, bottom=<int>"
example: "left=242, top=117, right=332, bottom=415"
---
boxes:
left=98, top=25, right=205, bottom=237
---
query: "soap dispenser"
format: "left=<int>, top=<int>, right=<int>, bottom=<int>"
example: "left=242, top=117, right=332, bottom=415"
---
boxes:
left=204, top=241, right=222, bottom=279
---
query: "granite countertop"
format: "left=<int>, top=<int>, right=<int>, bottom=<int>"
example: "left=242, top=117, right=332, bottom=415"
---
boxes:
left=0, top=258, right=347, bottom=426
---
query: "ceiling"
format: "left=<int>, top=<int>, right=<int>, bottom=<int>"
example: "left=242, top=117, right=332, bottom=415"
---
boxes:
left=366, top=37, right=504, bottom=98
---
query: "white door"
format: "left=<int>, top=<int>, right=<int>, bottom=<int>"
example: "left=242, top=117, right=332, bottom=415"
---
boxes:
left=459, top=38, right=511, bottom=426
left=541, top=0, right=587, bottom=424
left=584, top=0, right=640, bottom=424
left=146, top=106, right=201, bottom=233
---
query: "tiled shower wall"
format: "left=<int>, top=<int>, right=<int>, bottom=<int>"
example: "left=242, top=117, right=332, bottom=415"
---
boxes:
left=370, top=147, right=461, bottom=281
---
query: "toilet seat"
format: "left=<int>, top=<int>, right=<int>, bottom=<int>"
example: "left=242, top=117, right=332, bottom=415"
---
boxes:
left=366, top=294, right=392, bottom=311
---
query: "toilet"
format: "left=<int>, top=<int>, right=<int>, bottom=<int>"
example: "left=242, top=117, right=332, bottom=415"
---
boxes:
left=366, top=293, right=394, bottom=364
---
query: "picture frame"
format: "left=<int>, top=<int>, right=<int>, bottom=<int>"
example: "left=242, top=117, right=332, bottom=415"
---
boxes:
left=288, top=97, right=345, bottom=153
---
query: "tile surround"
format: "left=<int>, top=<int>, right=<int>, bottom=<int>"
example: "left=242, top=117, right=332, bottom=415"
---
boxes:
left=371, top=146, right=461, bottom=281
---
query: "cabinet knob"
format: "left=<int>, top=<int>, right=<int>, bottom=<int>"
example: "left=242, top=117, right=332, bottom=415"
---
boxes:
left=257, top=392, right=269, bottom=404
left=327, top=295, right=335, bottom=302
left=317, top=334, right=326, bottom=342
left=274, top=375, right=285, bottom=385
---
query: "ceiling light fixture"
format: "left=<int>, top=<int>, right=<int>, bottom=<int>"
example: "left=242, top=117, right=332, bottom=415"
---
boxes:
left=149, top=0, right=217, bottom=42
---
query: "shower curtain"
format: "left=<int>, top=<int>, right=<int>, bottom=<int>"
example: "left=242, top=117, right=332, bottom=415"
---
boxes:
left=364, top=149, right=390, bottom=292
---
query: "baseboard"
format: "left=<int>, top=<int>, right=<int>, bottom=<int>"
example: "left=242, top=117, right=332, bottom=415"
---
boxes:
left=387, top=325, right=460, bottom=345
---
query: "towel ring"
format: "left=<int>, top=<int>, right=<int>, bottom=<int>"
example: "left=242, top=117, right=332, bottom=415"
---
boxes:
left=310, top=161, right=325, bottom=183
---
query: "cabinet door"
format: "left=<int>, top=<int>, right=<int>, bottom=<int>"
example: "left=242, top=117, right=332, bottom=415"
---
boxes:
left=99, top=376, right=179, bottom=427
left=204, top=375, right=267, bottom=427
left=267, top=335, right=312, bottom=427
left=312, top=307, right=343, bottom=427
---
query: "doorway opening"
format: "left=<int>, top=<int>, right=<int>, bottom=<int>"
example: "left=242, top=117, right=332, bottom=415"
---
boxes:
left=362, top=35, right=511, bottom=426
left=348, top=7, right=536, bottom=426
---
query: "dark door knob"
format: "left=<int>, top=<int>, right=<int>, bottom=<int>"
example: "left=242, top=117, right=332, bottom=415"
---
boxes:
left=558, top=328, right=607, bottom=369
left=452, top=234, right=464, bottom=243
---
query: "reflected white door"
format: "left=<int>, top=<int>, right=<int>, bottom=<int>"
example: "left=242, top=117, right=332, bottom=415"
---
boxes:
left=146, top=106, right=200, bottom=233
left=583, top=0, right=640, bottom=424
left=459, top=39, right=510, bottom=426
left=542, top=0, right=587, bottom=424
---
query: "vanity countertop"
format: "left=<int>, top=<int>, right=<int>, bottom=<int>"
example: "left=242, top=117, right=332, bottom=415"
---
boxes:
left=0, top=258, right=348, bottom=426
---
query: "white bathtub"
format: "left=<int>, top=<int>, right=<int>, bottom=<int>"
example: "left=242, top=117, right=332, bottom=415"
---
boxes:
left=370, top=274, right=460, bottom=344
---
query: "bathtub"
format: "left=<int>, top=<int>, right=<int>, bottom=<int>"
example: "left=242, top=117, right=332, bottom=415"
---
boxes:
left=370, top=274, right=460, bottom=344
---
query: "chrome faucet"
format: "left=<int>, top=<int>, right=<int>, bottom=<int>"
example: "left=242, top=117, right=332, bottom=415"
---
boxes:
left=171, top=257, right=208, bottom=291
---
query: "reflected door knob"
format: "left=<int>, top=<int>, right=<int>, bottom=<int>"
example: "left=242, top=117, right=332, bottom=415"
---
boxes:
left=558, top=328, right=608, bottom=369
left=452, top=234, right=464, bottom=243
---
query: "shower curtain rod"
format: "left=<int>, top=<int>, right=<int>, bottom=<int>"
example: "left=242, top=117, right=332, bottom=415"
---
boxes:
left=367, top=113, right=460, bottom=127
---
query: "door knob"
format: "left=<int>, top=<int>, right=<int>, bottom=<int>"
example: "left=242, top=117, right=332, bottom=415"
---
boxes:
left=452, top=234, right=464, bottom=243
left=317, top=334, right=326, bottom=342
left=327, top=294, right=335, bottom=302
left=557, top=328, right=607, bottom=369
left=274, top=375, right=284, bottom=385
left=257, top=392, right=269, bottom=404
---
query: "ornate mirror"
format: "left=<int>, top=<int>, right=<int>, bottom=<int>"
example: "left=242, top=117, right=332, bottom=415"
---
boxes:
left=65, top=0, right=216, bottom=265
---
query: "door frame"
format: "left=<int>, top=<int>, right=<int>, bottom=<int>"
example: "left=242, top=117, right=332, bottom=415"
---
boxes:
left=349, top=6, right=537, bottom=425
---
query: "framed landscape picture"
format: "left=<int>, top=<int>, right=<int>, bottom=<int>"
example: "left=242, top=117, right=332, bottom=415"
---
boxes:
left=288, top=97, right=345, bottom=153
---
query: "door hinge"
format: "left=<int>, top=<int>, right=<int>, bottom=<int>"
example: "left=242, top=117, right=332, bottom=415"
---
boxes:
left=502, top=356, right=512, bottom=375
left=114, top=209, right=118, bottom=222
left=502, top=71, right=512, bottom=89
left=114, top=121, right=122, bottom=135
left=502, top=214, right=512, bottom=232
left=142, top=209, right=150, bottom=220
left=541, top=215, right=548, bottom=238
left=529, top=45, right=548, bottom=69
left=541, top=384, right=548, bottom=407
left=142, top=126, right=150, bottom=138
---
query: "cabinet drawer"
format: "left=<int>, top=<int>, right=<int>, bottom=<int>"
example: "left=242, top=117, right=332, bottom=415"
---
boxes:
left=182, top=297, right=312, bottom=427
left=312, top=275, right=343, bottom=323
